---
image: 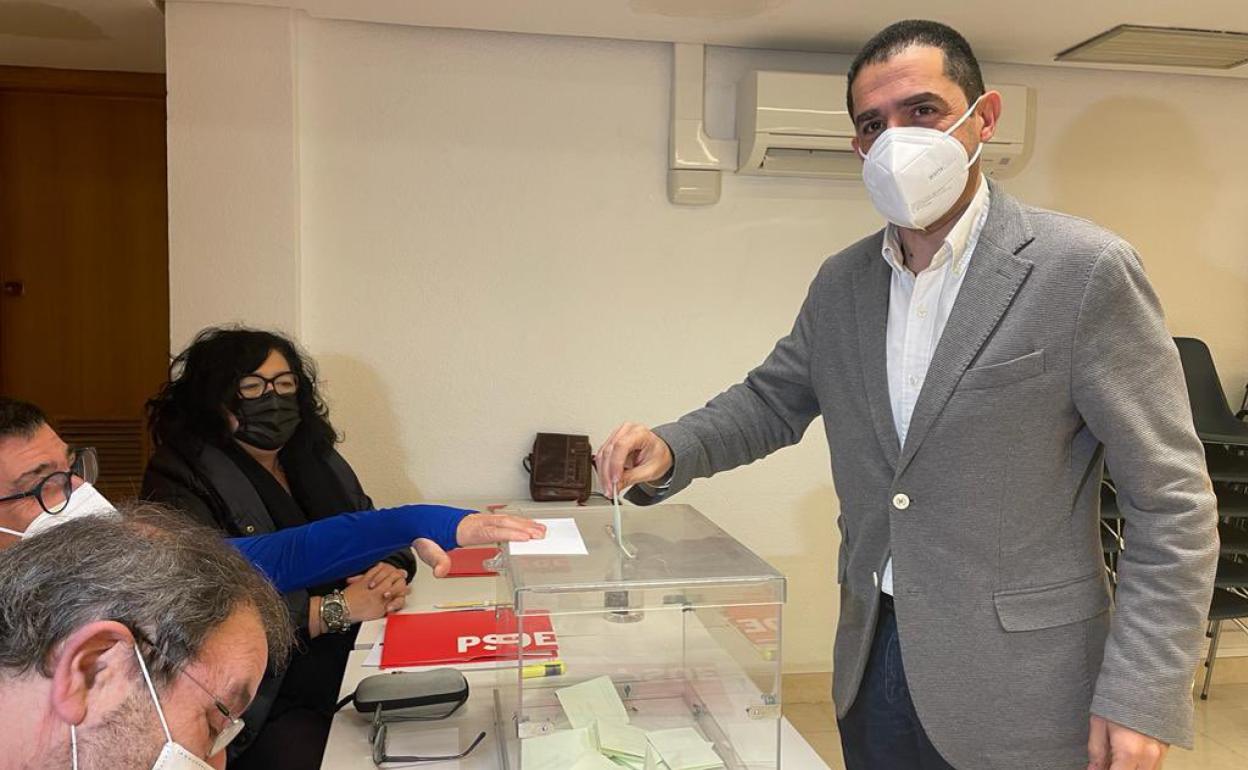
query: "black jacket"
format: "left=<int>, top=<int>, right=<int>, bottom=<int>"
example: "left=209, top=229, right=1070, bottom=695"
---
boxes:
left=141, top=438, right=416, bottom=584
left=141, top=439, right=416, bottom=759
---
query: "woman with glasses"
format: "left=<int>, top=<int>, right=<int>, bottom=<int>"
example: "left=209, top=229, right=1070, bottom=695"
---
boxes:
left=142, top=326, right=427, bottom=769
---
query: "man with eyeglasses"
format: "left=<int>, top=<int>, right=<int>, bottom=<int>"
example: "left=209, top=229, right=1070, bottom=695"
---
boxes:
left=0, top=398, right=113, bottom=545
left=0, top=502, right=294, bottom=769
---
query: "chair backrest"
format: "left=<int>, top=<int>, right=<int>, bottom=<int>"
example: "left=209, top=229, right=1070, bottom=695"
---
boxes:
left=1174, top=337, right=1236, bottom=434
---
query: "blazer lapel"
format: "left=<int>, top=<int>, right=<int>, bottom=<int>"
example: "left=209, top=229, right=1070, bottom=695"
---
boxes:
left=895, top=184, right=1036, bottom=475
left=853, top=238, right=901, bottom=469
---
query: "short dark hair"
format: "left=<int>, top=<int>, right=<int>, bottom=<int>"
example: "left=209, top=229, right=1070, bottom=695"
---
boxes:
left=0, top=398, right=48, bottom=441
left=846, top=20, right=985, bottom=118
left=0, top=501, right=293, bottom=685
left=146, top=326, right=339, bottom=453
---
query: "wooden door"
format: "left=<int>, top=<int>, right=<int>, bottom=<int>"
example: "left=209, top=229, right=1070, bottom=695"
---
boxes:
left=0, top=67, right=168, bottom=502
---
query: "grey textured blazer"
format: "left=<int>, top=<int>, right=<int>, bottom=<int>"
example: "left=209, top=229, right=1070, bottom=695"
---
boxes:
left=632, top=182, right=1218, bottom=769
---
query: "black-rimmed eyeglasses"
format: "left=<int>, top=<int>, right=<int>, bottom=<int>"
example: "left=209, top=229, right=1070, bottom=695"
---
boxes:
left=237, top=371, right=299, bottom=400
left=0, top=447, right=99, bottom=515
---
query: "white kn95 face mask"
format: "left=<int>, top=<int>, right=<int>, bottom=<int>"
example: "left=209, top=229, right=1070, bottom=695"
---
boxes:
left=0, top=482, right=117, bottom=539
left=859, top=94, right=985, bottom=230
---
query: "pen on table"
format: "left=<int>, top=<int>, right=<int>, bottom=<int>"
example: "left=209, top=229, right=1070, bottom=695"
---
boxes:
left=521, top=660, right=566, bottom=679
left=433, top=601, right=514, bottom=612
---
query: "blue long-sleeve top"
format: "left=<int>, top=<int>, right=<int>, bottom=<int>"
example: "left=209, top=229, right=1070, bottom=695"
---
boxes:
left=229, top=504, right=472, bottom=593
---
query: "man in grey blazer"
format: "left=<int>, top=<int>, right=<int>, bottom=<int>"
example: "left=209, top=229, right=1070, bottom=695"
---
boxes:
left=597, top=20, right=1218, bottom=770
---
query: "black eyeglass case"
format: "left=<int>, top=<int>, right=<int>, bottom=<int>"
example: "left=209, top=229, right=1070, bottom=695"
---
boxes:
left=352, top=669, right=469, bottom=718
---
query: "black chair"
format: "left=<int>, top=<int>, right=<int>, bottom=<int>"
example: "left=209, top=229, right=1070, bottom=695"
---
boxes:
left=1213, top=485, right=1248, bottom=518
left=1207, top=445, right=1248, bottom=484
left=1173, top=337, right=1248, bottom=697
left=1217, top=521, right=1248, bottom=556
left=1100, top=482, right=1123, bottom=585
left=1215, top=556, right=1248, bottom=589
left=1202, top=586, right=1248, bottom=700
left=1102, top=341, right=1248, bottom=697
left=1174, top=337, right=1248, bottom=448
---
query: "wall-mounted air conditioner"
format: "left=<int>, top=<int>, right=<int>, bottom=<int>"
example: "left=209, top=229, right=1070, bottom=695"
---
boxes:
left=736, top=71, right=1031, bottom=180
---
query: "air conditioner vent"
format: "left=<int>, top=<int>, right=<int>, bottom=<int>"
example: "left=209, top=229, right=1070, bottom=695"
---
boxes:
left=1057, top=24, right=1248, bottom=70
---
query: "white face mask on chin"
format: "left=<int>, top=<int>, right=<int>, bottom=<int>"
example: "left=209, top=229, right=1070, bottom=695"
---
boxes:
left=858, top=93, right=986, bottom=231
left=70, top=645, right=216, bottom=770
left=0, top=482, right=117, bottom=539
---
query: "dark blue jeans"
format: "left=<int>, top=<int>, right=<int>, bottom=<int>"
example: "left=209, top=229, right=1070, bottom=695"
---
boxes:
left=837, top=596, right=957, bottom=770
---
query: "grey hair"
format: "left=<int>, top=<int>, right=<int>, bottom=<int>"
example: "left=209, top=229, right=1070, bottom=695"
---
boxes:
left=0, top=501, right=293, bottom=685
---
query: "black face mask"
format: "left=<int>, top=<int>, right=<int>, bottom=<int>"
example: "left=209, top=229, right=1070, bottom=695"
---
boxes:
left=233, top=392, right=301, bottom=451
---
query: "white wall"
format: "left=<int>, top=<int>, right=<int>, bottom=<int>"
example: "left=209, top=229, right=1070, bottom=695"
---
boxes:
left=166, top=3, right=303, bottom=345
left=166, top=4, right=1248, bottom=672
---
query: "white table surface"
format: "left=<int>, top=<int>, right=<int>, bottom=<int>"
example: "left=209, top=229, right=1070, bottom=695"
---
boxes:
left=321, top=500, right=832, bottom=769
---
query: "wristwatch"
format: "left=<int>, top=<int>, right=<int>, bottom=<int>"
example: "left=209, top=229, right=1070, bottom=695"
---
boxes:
left=320, top=590, right=352, bottom=634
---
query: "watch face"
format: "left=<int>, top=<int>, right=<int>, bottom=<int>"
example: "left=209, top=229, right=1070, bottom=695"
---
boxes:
left=323, top=596, right=347, bottom=625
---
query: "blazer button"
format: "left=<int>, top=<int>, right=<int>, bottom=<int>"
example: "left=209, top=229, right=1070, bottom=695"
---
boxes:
left=892, top=493, right=911, bottom=511
left=245, top=525, right=256, bottom=534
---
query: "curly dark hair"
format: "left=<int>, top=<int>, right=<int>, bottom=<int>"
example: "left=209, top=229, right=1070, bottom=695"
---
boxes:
left=146, top=326, right=338, bottom=453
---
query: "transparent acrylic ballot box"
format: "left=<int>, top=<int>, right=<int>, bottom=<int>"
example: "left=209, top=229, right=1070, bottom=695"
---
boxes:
left=491, top=504, right=785, bottom=770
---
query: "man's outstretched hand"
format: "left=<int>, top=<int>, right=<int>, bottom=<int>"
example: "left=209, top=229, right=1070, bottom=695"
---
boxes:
left=594, top=422, right=673, bottom=496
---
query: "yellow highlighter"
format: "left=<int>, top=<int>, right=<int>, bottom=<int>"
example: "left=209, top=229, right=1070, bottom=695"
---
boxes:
left=434, top=601, right=493, bottom=610
left=521, top=660, right=566, bottom=679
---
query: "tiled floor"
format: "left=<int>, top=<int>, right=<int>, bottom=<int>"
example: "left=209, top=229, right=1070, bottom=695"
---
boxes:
left=782, top=680, right=1248, bottom=769
left=782, top=699, right=846, bottom=769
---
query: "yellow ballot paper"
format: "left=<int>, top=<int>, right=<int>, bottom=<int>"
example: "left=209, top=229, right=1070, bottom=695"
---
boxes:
left=611, top=756, right=645, bottom=770
left=643, top=744, right=671, bottom=770
left=522, top=726, right=599, bottom=770
left=556, top=675, right=630, bottom=728
left=572, top=753, right=627, bottom=770
left=645, top=728, right=724, bottom=770
left=596, top=720, right=647, bottom=760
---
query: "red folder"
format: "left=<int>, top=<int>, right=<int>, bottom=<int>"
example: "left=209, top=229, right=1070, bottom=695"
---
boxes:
left=446, top=547, right=500, bottom=577
left=380, top=609, right=558, bottom=669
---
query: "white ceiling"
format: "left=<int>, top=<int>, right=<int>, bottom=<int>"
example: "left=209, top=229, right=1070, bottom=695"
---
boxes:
left=4, top=0, right=1248, bottom=78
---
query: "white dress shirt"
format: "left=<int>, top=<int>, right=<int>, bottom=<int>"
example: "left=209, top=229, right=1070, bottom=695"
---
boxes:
left=880, top=176, right=991, bottom=596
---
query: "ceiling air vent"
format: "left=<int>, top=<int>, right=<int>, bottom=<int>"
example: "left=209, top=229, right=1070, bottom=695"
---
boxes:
left=1056, top=24, right=1248, bottom=70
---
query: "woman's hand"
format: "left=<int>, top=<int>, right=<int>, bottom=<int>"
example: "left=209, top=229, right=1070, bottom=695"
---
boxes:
left=457, top=508, right=547, bottom=546
left=344, top=561, right=410, bottom=618
left=342, top=578, right=399, bottom=621
left=414, top=537, right=454, bottom=578
left=413, top=506, right=547, bottom=579
left=347, top=562, right=410, bottom=594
